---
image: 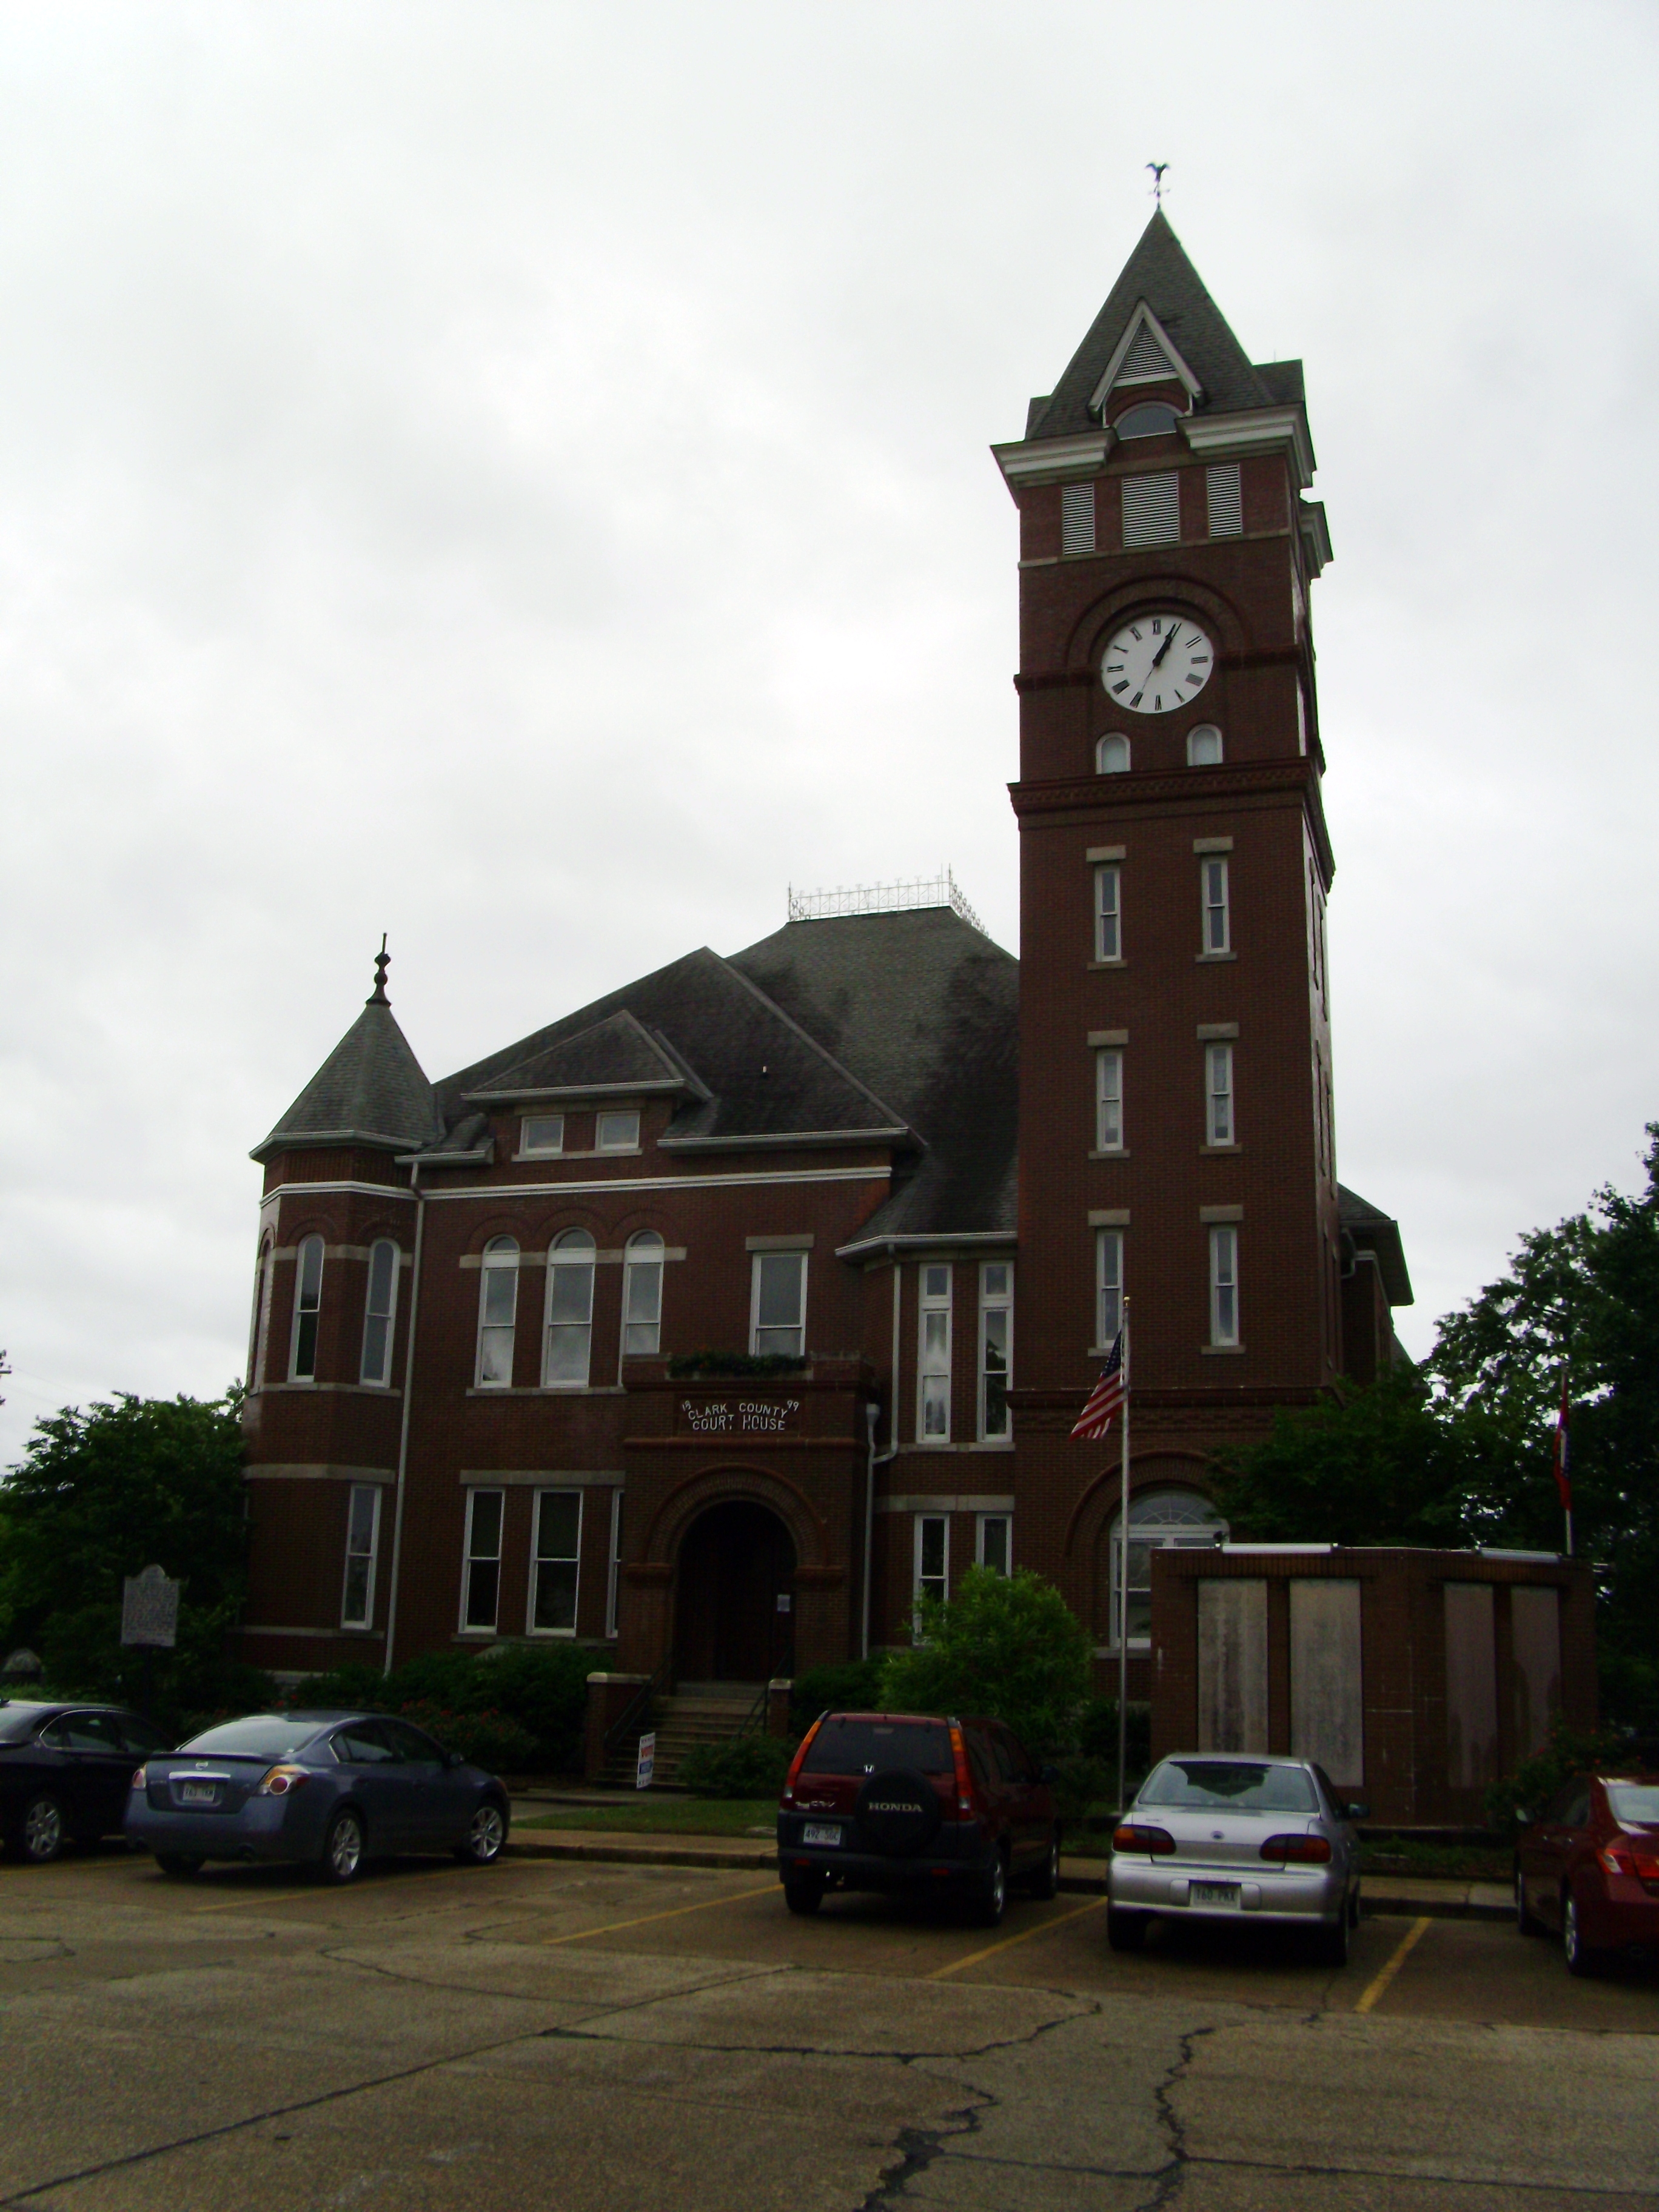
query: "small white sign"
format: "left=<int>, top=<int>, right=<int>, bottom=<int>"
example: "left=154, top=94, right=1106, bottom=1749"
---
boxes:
left=635, top=1731, right=655, bottom=1791
left=121, top=1565, right=181, bottom=1650
left=776, top=1593, right=791, bottom=1614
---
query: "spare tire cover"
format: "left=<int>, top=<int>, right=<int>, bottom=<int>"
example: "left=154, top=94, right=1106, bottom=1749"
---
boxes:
left=856, top=1768, right=943, bottom=1857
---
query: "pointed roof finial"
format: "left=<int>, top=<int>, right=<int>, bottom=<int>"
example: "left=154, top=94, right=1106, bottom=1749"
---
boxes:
left=1147, top=161, right=1170, bottom=207
left=369, top=933, right=390, bottom=1006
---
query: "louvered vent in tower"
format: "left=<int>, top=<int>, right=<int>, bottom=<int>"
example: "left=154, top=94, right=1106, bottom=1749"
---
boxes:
left=1116, top=323, right=1176, bottom=384
left=1122, top=472, right=1181, bottom=548
left=1061, top=482, right=1096, bottom=555
left=1207, top=465, right=1243, bottom=537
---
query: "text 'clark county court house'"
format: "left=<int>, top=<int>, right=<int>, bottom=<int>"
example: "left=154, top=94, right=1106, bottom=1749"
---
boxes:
left=236, top=211, right=1416, bottom=1728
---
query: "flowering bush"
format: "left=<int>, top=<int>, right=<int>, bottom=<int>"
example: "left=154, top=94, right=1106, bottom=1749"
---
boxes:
left=395, top=1701, right=537, bottom=1775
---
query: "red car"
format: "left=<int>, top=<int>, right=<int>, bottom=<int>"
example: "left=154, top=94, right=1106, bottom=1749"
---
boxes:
left=1515, top=1771, right=1659, bottom=1974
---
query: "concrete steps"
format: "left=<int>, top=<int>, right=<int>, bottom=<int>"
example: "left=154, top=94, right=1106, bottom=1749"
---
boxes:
left=598, top=1689, right=765, bottom=1788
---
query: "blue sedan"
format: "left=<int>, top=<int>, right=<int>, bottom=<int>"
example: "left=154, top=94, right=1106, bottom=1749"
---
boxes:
left=126, top=1711, right=511, bottom=1883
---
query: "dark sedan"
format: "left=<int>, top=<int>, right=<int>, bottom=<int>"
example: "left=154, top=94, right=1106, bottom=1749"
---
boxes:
left=1516, top=1770, right=1659, bottom=1974
left=0, top=1701, right=174, bottom=1863
left=126, top=1711, right=511, bottom=1883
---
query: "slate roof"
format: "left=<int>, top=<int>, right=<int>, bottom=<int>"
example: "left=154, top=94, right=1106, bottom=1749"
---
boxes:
left=467, top=1010, right=699, bottom=1102
left=252, top=994, right=441, bottom=1162
left=1339, top=1185, right=1414, bottom=1307
left=1024, top=209, right=1299, bottom=446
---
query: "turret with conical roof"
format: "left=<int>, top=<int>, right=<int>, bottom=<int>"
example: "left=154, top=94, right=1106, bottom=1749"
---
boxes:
left=251, top=943, right=440, bottom=1162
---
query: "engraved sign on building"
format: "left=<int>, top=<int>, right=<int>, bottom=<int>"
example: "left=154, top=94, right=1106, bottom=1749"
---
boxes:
left=121, top=1564, right=181, bottom=1650
left=679, top=1398, right=802, bottom=1436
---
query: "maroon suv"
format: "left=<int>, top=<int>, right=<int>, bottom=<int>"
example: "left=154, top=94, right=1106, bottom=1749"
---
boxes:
left=776, top=1710, right=1059, bottom=1926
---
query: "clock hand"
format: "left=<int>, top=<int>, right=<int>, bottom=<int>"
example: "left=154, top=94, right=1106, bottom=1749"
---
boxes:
left=1148, top=623, right=1181, bottom=672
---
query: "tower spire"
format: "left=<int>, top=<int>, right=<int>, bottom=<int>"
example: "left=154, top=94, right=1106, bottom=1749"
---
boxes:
left=1146, top=161, right=1170, bottom=207
left=369, top=933, right=390, bottom=1006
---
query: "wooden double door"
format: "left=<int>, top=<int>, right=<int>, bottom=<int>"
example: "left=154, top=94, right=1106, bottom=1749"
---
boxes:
left=675, top=1501, right=796, bottom=1684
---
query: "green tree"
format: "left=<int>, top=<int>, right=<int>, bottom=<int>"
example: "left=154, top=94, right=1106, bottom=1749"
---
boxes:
left=0, top=1389, right=256, bottom=1723
left=877, top=1566, right=1091, bottom=1754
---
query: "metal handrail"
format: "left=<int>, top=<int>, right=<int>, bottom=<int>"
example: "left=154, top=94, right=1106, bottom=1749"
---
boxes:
left=733, top=1679, right=771, bottom=1740
left=603, top=1659, right=672, bottom=1762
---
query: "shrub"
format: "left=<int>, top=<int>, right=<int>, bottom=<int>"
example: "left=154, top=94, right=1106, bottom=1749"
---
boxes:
left=286, top=1642, right=591, bottom=1773
left=1076, top=1696, right=1151, bottom=1774
left=677, top=1734, right=794, bottom=1797
left=1047, top=1754, right=1113, bottom=1826
left=878, top=1567, right=1091, bottom=1756
left=789, top=1658, right=883, bottom=1735
left=666, top=1352, right=808, bottom=1378
left=1484, top=1717, right=1631, bottom=1833
left=397, top=1701, right=537, bottom=1774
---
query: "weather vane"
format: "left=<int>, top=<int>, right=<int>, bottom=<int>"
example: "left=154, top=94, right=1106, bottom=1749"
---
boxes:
left=1147, top=162, right=1170, bottom=206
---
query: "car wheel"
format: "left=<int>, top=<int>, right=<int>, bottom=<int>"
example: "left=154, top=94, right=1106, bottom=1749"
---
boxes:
left=1316, top=1903, right=1350, bottom=1968
left=1107, top=1906, right=1148, bottom=1952
left=1563, top=1891, right=1603, bottom=1977
left=319, top=1807, right=366, bottom=1885
left=155, top=1853, right=204, bottom=1879
left=19, top=1792, right=67, bottom=1865
left=1515, top=1866, right=1544, bottom=1936
left=1027, top=1831, right=1061, bottom=1901
left=973, top=1853, right=1007, bottom=1928
left=455, top=1800, right=506, bottom=1865
left=783, top=1877, right=825, bottom=1917
left=1348, top=1882, right=1362, bottom=1929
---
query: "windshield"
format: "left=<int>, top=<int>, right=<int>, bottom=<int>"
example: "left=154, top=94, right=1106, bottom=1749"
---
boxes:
left=800, top=1717, right=954, bottom=1777
left=0, top=1705, right=54, bottom=1745
left=1607, top=1784, right=1659, bottom=1827
left=176, top=1717, right=324, bottom=1760
left=1139, top=1759, right=1318, bottom=1814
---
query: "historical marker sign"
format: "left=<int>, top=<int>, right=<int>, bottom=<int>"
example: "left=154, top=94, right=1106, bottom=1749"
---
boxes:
left=121, top=1565, right=181, bottom=1650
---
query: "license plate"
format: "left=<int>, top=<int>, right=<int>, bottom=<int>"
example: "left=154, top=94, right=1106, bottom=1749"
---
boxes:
left=801, top=1822, right=842, bottom=1846
left=179, top=1782, right=219, bottom=1806
left=1191, top=1882, right=1240, bottom=1908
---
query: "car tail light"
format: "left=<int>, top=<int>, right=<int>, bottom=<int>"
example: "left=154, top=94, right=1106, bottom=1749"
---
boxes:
left=1113, top=1823, right=1176, bottom=1855
left=130, top=1766, right=147, bottom=1791
left=1599, top=1839, right=1659, bottom=1889
left=1260, top=1834, right=1333, bottom=1863
left=255, top=1765, right=310, bottom=1797
left=950, top=1724, right=974, bottom=1816
left=779, top=1718, right=823, bottom=1808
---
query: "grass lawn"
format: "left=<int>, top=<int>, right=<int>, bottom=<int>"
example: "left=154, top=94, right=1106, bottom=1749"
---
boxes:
left=514, top=1797, right=777, bottom=1837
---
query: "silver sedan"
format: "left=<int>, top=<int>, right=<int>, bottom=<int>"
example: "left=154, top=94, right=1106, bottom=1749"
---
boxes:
left=1107, top=1754, right=1366, bottom=1966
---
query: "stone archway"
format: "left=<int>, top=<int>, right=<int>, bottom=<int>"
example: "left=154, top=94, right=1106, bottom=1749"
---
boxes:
left=674, top=1499, right=797, bottom=1686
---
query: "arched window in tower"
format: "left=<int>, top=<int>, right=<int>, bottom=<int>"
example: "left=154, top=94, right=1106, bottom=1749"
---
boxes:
left=289, top=1236, right=324, bottom=1381
left=622, top=1231, right=664, bottom=1357
left=1107, top=1487, right=1228, bottom=1649
left=545, top=1229, right=597, bottom=1388
left=1187, top=724, right=1224, bottom=766
left=360, top=1239, right=400, bottom=1387
left=1096, top=732, right=1131, bottom=775
left=1113, top=401, right=1181, bottom=440
left=249, top=1235, right=274, bottom=1391
left=476, top=1237, right=519, bottom=1387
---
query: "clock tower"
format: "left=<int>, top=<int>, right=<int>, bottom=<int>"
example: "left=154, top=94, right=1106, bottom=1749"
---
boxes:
left=994, top=211, right=1403, bottom=1674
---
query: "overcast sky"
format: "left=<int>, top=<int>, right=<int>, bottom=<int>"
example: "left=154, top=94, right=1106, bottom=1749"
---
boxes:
left=2, top=1, right=1657, bottom=1461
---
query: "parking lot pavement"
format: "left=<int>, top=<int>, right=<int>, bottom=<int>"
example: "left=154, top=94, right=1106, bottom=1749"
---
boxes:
left=0, top=1850, right=1654, bottom=2210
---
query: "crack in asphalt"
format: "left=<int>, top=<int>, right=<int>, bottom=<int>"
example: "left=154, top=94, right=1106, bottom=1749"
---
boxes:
left=853, top=2100, right=992, bottom=2210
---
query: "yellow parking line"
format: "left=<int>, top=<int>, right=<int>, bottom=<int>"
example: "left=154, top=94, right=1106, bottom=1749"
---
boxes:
left=1354, top=1915, right=1431, bottom=2013
left=929, top=1898, right=1107, bottom=1980
left=189, top=1862, right=511, bottom=1914
left=541, top=1880, right=782, bottom=1946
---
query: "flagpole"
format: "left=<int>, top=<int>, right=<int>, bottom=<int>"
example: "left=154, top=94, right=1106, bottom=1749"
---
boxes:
left=1117, top=1298, right=1131, bottom=1814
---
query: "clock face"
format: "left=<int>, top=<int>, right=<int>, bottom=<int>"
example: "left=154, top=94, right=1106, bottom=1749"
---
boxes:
left=1100, top=614, right=1214, bottom=714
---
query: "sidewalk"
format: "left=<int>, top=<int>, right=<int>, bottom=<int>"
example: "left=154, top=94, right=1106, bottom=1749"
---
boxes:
left=503, top=1821, right=1513, bottom=1920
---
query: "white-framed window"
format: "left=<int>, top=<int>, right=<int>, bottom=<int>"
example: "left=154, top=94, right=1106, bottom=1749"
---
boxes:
left=360, top=1239, right=399, bottom=1386
left=917, top=1263, right=952, bottom=1442
left=1096, top=1048, right=1124, bottom=1152
left=1061, top=480, right=1096, bottom=555
left=1096, top=1229, right=1124, bottom=1347
left=529, top=1489, right=582, bottom=1635
left=1206, top=463, right=1243, bottom=537
left=1096, top=732, right=1130, bottom=774
left=521, top=1113, right=565, bottom=1155
left=341, top=1483, right=381, bottom=1629
left=1205, top=1044, right=1235, bottom=1147
left=979, top=1261, right=1013, bottom=1441
left=914, top=1513, right=949, bottom=1612
left=977, top=1513, right=1011, bottom=1575
left=1094, top=864, right=1122, bottom=962
left=290, top=1235, right=324, bottom=1381
left=1187, top=723, right=1223, bottom=766
left=606, top=1490, right=623, bottom=1640
left=1210, top=1225, right=1240, bottom=1346
left=751, top=1250, right=807, bottom=1357
left=461, top=1489, right=504, bottom=1632
left=1202, top=857, right=1231, bottom=954
left=475, top=1236, right=519, bottom=1387
left=250, top=1234, right=275, bottom=1390
left=1109, top=1487, right=1227, bottom=1648
left=545, top=1228, right=596, bottom=1387
left=596, top=1109, right=640, bottom=1151
left=622, top=1230, right=664, bottom=1356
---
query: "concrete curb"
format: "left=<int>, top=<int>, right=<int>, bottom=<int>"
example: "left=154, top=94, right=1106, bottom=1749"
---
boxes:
left=506, top=1834, right=1513, bottom=1919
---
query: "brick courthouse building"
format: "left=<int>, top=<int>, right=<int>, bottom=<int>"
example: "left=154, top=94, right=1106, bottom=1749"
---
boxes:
left=237, top=213, right=1416, bottom=1711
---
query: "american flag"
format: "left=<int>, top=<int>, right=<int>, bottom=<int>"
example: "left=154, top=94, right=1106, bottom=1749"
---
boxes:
left=1552, top=1377, right=1572, bottom=1513
left=1071, top=1329, right=1128, bottom=1441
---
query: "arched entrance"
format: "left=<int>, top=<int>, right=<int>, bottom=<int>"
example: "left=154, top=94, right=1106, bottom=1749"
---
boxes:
left=675, top=1500, right=797, bottom=1685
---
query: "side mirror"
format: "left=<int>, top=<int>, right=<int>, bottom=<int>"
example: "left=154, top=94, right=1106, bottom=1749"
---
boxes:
left=1346, top=1800, right=1370, bottom=1822
left=1041, top=1764, right=1060, bottom=1787
left=445, top=1749, right=467, bottom=1769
